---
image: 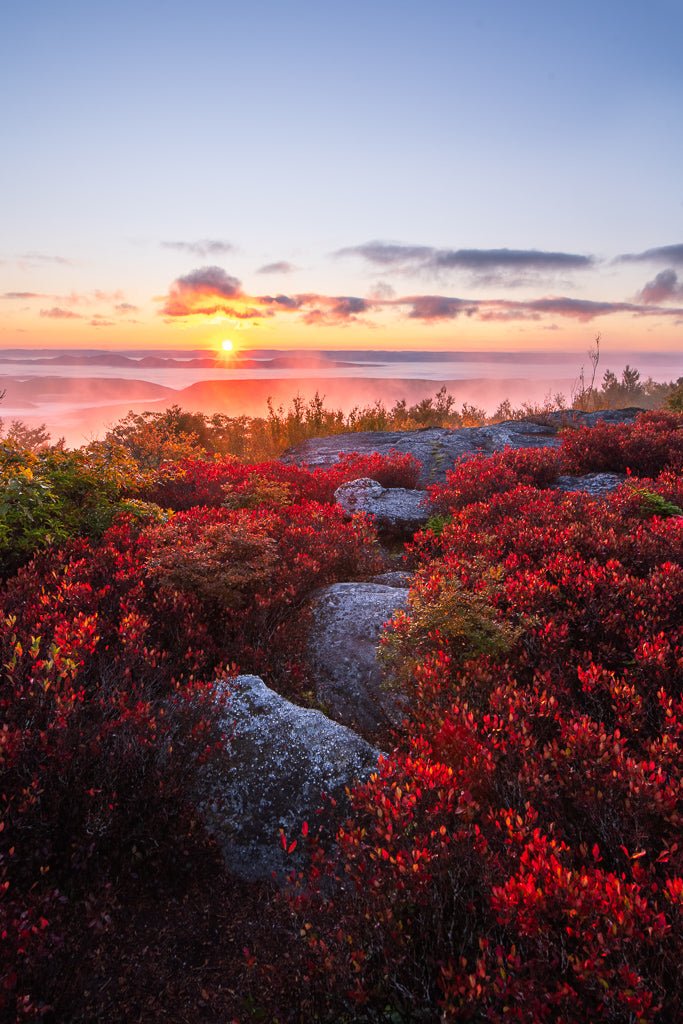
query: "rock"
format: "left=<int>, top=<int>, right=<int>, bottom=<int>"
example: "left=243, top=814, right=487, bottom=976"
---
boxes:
left=553, top=472, right=627, bottom=497
left=334, top=477, right=430, bottom=536
left=198, top=675, right=379, bottom=881
left=307, top=582, right=409, bottom=740
left=281, top=409, right=643, bottom=486
left=549, top=408, right=643, bottom=428
left=371, top=570, right=414, bottom=588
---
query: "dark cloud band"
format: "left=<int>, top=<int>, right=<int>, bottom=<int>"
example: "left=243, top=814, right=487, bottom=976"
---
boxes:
left=336, top=240, right=594, bottom=274
left=617, top=244, right=683, bottom=266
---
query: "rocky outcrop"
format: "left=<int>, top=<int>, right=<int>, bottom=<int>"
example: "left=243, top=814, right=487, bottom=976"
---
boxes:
left=334, top=477, right=430, bottom=536
left=307, top=582, right=409, bottom=740
left=553, top=472, right=627, bottom=497
left=198, top=675, right=379, bottom=881
left=281, top=409, right=643, bottom=486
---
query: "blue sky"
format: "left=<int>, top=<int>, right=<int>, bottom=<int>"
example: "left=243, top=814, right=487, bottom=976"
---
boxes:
left=2, top=0, right=682, bottom=351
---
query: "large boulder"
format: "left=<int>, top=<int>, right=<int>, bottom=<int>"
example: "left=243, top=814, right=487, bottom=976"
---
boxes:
left=198, top=674, right=379, bottom=881
left=334, top=477, right=430, bottom=536
left=281, top=409, right=643, bottom=486
left=307, top=582, right=409, bottom=740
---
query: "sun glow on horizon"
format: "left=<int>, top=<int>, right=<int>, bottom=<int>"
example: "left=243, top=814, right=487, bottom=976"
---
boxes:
left=220, top=338, right=235, bottom=353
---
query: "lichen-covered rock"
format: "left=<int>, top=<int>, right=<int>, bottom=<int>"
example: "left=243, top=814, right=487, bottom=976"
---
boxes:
left=553, top=472, right=627, bottom=496
left=307, top=582, right=409, bottom=740
left=281, top=409, right=643, bottom=486
left=334, top=477, right=430, bottom=536
left=198, top=675, right=379, bottom=881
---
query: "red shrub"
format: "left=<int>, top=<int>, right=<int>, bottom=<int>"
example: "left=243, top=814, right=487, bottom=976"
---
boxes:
left=560, top=410, right=683, bottom=476
left=143, top=450, right=421, bottom=510
left=292, top=418, right=683, bottom=1021
left=0, top=498, right=381, bottom=1016
left=428, top=446, right=560, bottom=512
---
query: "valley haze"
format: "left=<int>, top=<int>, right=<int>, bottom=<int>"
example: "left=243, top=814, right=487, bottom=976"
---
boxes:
left=1, top=347, right=680, bottom=447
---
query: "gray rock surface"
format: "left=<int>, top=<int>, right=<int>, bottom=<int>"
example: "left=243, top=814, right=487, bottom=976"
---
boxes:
left=307, top=582, right=409, bottom=739
left=553, top=472, right=627, bottom=496
left=281, top=409, right=643, bottom=486
left=371, top=570, right=414, bottom=588
left=334, top=477, right=430, bottom=535
left=199, top=674, right=379, bottom=881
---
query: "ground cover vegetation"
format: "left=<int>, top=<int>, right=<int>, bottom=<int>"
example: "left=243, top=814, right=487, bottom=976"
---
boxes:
left=0, top=391, right=681, bottom=1020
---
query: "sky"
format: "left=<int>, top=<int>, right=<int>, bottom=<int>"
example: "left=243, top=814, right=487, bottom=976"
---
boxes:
left=1, top=0, right=682, bottom=355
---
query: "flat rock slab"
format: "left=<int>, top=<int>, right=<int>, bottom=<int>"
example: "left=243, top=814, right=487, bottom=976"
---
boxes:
left=281, top=409, right=643, bottom=486
left=334, top=477, right=430, bottom=536
left=198, top=675, right=379, bottom=881
left=553, top=472, right=627, bottom=496
left=307, top=582, right=409, bottom=740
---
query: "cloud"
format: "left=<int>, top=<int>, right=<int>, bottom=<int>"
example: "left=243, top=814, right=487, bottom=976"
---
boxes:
left=18, top=251, right=73, bottom=265
left=336, top=241, right=434, bottom=267
left=161, top=265, right=244, bottom=317
left=160, top=265, right=375, bottom=325
left=394, top=293, right=683, bottom=323
left=114, top=302, right=139, bottom=313
left=259, top=293, right=305, bottom=310
left=257, top=261, right=297, bottom=274
left=93, top=289, right=125, bottom=303
left=617, top=244, right=683, bottom=266
left=162, top=239, right=234, bottom=258
left=300, top=295, right=372, bottom=326
left=39, top=306, right=82, bottom=319
left=403, top=295, right=475, bottom=320
left=433, top=248, right=593, bottom=272
left=635, top=268, right=683, bottom=304
left=89, top=317, right=116, bottom=327
left=159, top=262, right=683, bottom=331
left=336, top=241, right=594, bottom=278
left=368, top=281, right=396, bottom=300
left=332, top=296, right=369, bottom=316
left=2, top=291, right=44, bottom=299
left=479, top=296, right=683, bottom=322
left=525, top=297, right=633, bottom=320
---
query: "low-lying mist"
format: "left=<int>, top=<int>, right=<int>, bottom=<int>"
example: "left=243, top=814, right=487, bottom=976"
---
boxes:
left=1, top=347, right=679, bottom=448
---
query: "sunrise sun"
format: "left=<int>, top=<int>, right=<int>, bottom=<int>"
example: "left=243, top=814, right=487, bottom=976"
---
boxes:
left=220, top=339, right=234, bottom=353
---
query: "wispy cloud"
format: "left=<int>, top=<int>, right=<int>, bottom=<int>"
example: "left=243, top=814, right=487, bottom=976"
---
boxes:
left=396, top=293, right=683, bottom=323
left=336, top=240, right=594, bottom=280
left=300, top=296, right=370, bottom=326
left=257, top=261, right=297, bottom=274
left=635, top=268, right=683, bottom=304
left=40, top=306, right=82, bottom=319
left=617, top=244, right=683, bottom=265
left=18, top=251, right=73, bottom=265
left=162, top=239, right=235, bottom=258
left=2, top=291, right=45, bottom=299
left=114, top=301, right=139, bottom=313
left=403, top=295, right=476, bottom=320
left=477, top=296, right=683, bottom=322
left=336, top=241, right=433, bottom=267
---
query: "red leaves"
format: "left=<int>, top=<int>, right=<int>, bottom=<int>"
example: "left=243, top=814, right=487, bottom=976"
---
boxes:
left=280, top=830, right=298, bottom=855
left=559, top=410, right=683, bottom=477
left=428, top=445, right=561, bottom=514
left=143, top=450, right=421, bottom=511
left=293, top=414, right=683, bottom=1020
